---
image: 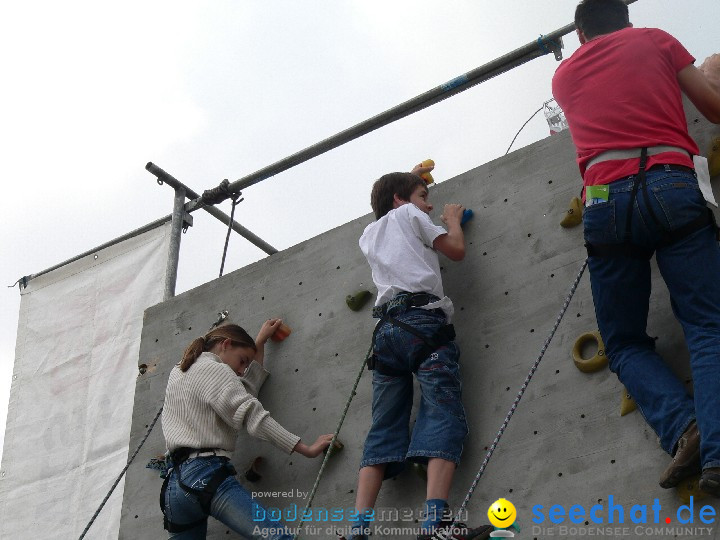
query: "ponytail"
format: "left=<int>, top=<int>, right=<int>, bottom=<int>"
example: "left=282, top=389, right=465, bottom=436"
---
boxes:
left=179, top=324, right=257, bottom=372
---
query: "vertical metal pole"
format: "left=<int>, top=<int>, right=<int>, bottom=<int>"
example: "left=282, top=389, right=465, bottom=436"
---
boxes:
left=164, top=187, right=186, bottom=300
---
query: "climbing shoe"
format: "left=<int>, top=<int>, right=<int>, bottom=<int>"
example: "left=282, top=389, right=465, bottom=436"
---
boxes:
left=659, top=421, right=701, bottom=488
left=699, top=467, right=720, bottom=497
left=416, top=521, right=493, bottom=540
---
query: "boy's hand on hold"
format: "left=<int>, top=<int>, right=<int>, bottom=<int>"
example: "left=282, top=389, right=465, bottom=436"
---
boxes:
left=411, top=162, right=434, bottom=177
left=294, top=434, right=334, bottom=458
left=441, top=204, right=465, bottom=226
left=700, top=54, right=720, bottom=93
left=256, top=318, right=282, bottom=344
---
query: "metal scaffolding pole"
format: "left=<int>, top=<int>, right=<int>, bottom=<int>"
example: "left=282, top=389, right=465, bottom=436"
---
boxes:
left=185, top=3, right=635, bottom=207
left=146, top=162, right=278, bottom=256
left=164, top=186, right=186, bottom=301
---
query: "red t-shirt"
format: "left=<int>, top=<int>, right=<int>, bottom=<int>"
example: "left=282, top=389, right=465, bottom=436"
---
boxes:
left=552, top=27, right=698, bottom=186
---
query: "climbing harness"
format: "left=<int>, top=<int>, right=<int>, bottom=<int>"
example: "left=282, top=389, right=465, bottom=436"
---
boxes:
left=367, top=292, right=456, bottom=377
left=584, top=147, right=718, bottom=259
left=437, top=259, right=588, bottom=539
left=571, top=331, right=607, bottom=373
left=159, top=448, right=237, bottom=533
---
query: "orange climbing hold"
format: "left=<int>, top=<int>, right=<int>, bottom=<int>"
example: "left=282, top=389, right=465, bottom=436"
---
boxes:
left=271, top=323, right=292, bottom=342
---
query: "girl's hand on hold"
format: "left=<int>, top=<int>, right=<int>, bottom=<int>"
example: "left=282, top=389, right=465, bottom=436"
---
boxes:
left=294, top=434, right=334, bottom=458
left=256, top=318, right=282, bottom=344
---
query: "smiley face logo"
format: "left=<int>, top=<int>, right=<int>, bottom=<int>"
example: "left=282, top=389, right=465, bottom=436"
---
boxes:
left=487, top=498, right=517, bottom=529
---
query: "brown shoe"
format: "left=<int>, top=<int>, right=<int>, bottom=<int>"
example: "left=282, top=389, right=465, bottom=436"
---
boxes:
left=659, top=421, right=701, bottom=488
left=699, top=467, right=720, bottom=497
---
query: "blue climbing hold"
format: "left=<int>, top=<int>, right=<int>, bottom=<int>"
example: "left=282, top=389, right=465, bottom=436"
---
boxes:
left=461, top=209, right=474, bottom=226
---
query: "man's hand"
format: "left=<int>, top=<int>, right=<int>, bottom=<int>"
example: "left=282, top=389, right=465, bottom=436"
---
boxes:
left=293, top=434, right=334, bottom=458
left=440, top=203, right=464, bottom=226
left=700, top=54, right=720, bottom=93
left=256, top=318, right=282, bottom=345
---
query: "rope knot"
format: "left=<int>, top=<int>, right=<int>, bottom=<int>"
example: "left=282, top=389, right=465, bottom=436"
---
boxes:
left=201, top=179, right=242, bottom=206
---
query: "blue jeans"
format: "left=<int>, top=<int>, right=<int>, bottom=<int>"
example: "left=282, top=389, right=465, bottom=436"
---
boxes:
left=163, top=457, right=294, bottom=539
left=361, top=308, right=469, bottom=479
left=583, top=168, right=720, bottom=470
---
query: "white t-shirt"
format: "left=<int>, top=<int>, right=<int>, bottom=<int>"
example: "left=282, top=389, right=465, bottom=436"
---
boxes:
left=359, top=203, right=454, bottom=321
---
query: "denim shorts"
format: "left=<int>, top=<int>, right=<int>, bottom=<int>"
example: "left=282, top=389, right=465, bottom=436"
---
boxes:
left=361, top=307, right=468, bottom=479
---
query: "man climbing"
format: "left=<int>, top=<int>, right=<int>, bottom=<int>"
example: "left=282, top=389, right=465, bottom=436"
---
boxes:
left=553, top=0, right=720, bottom=496
left=343, top=165, right=491, bottom=540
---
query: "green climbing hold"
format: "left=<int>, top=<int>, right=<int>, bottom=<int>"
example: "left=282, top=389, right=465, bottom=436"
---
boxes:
left=324, top=439, right=344, bottom=458
left=346, top=290, right=371, bottom=311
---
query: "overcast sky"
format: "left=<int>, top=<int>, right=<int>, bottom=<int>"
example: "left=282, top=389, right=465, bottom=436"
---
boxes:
left=1, top=1, right=717, bottom=464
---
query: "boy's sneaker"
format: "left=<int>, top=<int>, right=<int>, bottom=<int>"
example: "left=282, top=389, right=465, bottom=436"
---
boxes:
left=659, top=421, right=701, bottom=488
left=416, top=521, right=493, bottom=540
left=699, top=467, right=720, bottom=497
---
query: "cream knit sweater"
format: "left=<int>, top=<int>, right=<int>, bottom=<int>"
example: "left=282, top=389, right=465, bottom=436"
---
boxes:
left=162, top=352, right=300, bottom=455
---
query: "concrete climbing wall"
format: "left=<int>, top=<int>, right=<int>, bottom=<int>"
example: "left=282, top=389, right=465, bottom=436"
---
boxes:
left=120, top=102, right=720, bottom=540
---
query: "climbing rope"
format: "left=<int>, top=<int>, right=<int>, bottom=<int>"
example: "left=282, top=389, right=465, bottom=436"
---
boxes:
left=78, top=406, right=164, bottom=540
left=292, top=343, right=373, bottom=540
left=505, top=105, right=544, bottom=156
left=439, top=258, right=588, bottom=538
left=219, top=193, right=243, bottom=278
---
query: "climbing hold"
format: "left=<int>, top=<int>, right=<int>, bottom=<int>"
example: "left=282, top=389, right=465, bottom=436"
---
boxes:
left=270, top=323, right=292, bottom=342
left=676, top=475, right=710, bottom=504
left=411, top=462, right=428, bottom=481
left=419, top=158, right=435, bottom=184
left=245, top=457, right=263, bottom=482
left=346, top=290, right=372, bottom=311
left=461, top=208, right=474, bottom=226
left=560, top=197, right=583, bottom=228
left=620, top=388, right=636, bottom=416
left=324, top=439, right=344, bottom=458
left=709, top=136, right=720, bottom=178
left=572, top=331, right=608, bottom=373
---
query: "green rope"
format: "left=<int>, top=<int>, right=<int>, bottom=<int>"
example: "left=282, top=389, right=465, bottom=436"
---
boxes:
left=292, top=343, right=373, bottom=540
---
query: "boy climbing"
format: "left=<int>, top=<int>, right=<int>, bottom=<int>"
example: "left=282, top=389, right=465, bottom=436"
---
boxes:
left=553, top=0, right=720, bottom=496
left=344, top=164, right=491, bottom=540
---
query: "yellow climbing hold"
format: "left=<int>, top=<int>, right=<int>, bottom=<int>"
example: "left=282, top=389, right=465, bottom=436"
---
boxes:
left=419, top=159, right=435, bottom=184
left=676, top=475, right=710, bottom=504
left=560, top=197, right=583, bottom=228
left=572, top=331, right=608, bottom=373
left=620, top=388, right=636, bottom=416
left=709, top=136, right=720, bottom=178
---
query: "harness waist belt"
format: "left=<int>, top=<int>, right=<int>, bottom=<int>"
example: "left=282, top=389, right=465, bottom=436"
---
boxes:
left=586, top=146, right=690, bottom=171
left=185, top=449, right=233, bottom=460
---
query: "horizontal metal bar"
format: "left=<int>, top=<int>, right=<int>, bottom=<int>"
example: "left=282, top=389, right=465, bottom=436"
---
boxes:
left=146, top=162, right=278, bottom=255
left=19, top=214, right=174, bottom=287
left=189, top=0, right=637, bottom=202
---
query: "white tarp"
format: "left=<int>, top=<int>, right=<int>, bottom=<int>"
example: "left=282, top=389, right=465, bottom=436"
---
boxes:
left=0, top=222, right=170, bottom=539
